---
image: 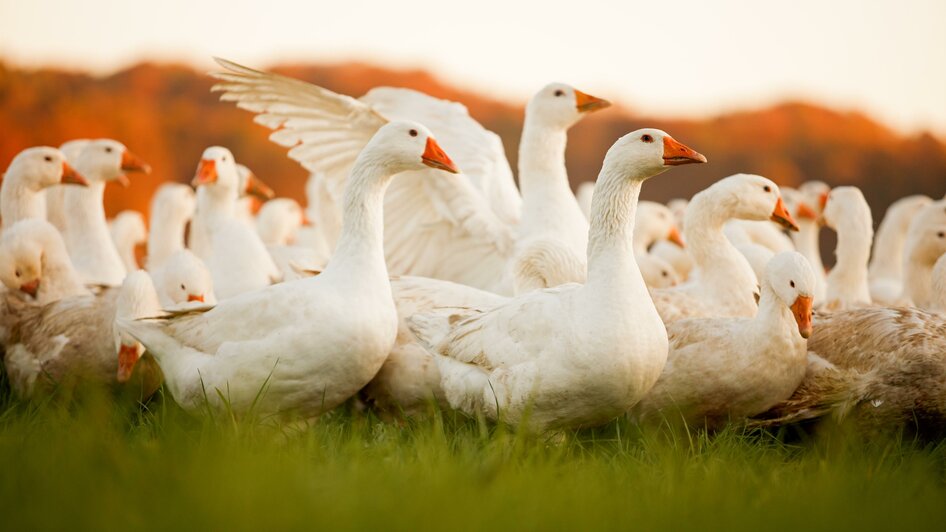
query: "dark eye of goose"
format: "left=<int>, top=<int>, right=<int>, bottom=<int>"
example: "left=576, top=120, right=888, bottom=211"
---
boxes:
left=409, top=129, right=418, bottom=137
left=764, top=185, right=772, bottom=192
left=44, top=155, right=53, bottom=162
left=661, top=270, right=669, bottom=277
left=938, top=232, right=945, bottom=238
left=554, top=90, right=564, bottom=97
left=180, top=283, right=186, bottom=290
left=105, top=146, right=113, bottom=153
left=641, top=134, right=654, bottom=143
left=790, top=280, right=795, bottom=288
left=15, top=270, right=21, bottom=278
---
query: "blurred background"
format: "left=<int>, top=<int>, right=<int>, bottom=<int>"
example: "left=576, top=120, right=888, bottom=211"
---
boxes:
left=1, top=0, right=944, bottom=222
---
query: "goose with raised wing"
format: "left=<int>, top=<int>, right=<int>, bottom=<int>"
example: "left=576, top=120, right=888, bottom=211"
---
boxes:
left=407, top=129, right=706, bottom=431
left=1, top=147, right=87, bottom=230
left=211, top=59, right=610, bottom=295
left=118, top=121, right=460, bottom=420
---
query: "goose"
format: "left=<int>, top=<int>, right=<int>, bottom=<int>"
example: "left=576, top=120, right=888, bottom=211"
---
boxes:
left=1, top=147, right=87, bottom=230
left=822, top=186, right=873, bottom=310
left=54, top=139, right=151, bottom=286
left=754, top=306, right=946, bottom=439
left=145, top=183, right=197, bottom=271
left=190, top=147, right=281, bottom=299
left=0, top=219, right=90, bottom=305
left=118, top=121, right=460, bottom=420
left=898, top=199, right=946, bottom=309
left=406, top=129, right=706, bottom=431
left=869, top=195, right=933, bottom=305
left=255, top=198, right=327, bottom=281
left=631, top=251, right=814, bottom=428
left=211, top=59, right=610, bottom=296
left=781, top=187, right=826, bottom=301
left=109, top=210, right=147, bottom=273
left=932, top=253, right=946, bottom=312
left=575, top=181, right=595, bottom=220
left=4, top=270, right=163, bottom=401
left=649, top=174, right=799, bottom=322
left=152, top=249, right=216, bottom=310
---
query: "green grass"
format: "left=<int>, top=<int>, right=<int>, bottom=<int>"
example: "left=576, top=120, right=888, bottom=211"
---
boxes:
left=1, top=387, right=945, bottom=531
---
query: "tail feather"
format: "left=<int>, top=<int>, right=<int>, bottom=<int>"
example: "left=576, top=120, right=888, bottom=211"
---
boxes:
left=433, top=355, right=496, bottom=416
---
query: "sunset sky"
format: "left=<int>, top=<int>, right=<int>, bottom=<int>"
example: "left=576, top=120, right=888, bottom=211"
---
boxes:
left=2, top=0, right=945, bottom=135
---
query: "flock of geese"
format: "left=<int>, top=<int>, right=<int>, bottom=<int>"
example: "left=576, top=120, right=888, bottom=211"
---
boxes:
left=1, top=58, right=945, bottom=436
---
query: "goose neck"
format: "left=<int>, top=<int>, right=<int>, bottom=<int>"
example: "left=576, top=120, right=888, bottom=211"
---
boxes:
left=518, top=118, right=573, bottom=218
left=584, top=168, right=641, bottom=288
left=324, top=159, right=391, bottom=277
left=1, top=180, right=45, bottom=228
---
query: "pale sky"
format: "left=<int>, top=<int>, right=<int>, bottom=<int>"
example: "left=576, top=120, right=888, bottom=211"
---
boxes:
left=2, top=0, right=945, bottom=135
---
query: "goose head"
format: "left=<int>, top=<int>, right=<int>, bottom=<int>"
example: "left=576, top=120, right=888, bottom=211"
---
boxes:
left=59, top=139, right=91, bottom=163
left=906, top=200, right=946, bottom=265
left=781, top=187, right=819, bottom=224
left=151, top=182, right=197, bottom=222
left=192, top=146, right=240, bottom=190
left=3, top=147, right=87, bottom=190
left=256, top=198, right=305, bottom=246
left=76, top=139, right=151, bottom=186
left=711, top=174, right=798, bottom=231
left=114, top=270, right=162, bottom=382
left=636, top=201, right=685, bottom=249
left=158, top=250, right=216, bottom=309
left=360, top=121, right=459, bottom=177
left=822, top=186, right=872, bottom=233
left=237, top=164, right=275, bottom=201
left=799, top=180, right=831, bottom=215
left=765, top=251, right=815, bottom=338
left=0, top=219, right=69, bottom=300
left=527, top=83, right=611, bottom=129
left=602, top=128, right=706, bottom=181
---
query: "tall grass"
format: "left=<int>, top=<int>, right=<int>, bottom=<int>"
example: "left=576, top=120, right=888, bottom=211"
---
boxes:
left=0, top=384, right=944, bottom=530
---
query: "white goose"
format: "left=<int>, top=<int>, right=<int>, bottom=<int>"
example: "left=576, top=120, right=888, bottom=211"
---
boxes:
left=781, top=187, right=826, bottom=301
left=0, top=219, right=90, bottom=305
left=407, top=129, right=706, bottom=431
left=869, top=195, right=933, bottom=305
left=109, top=210, right=147, bottom=273
left=55, top=139, right=151, bottom=286
left=256, top=198, right=327, bottom=281
left=152, top=249, right=216, bottom=310
left=898, top=199, right=946, bottom=310
left=118, top=121, right=460, bottom=420
left=1, top=147, right=87, bottom=230
left=631, top=251, right=814, bottom=428
left=211, top=59, right=609, bottom=295
left=822, top=186, right=873, bottom=309
left=145, top=183, right=197, bottom=271
left=190, top=147, right=281, bottom=299
left=650, top=174, right=799, bottom=322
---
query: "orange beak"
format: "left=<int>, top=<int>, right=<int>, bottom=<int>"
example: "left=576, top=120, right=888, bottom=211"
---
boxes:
left=662, top=136, right=708, bottom=166
left=574, top=89, right=611, bottom=113
left=791, top=295, right=813, bottom=339
left=244, top=172, right=275, bottom=201
left=187, top=294, right=205, bottom=303
left=120, top=149, right=151, bottom=174
left=60, top=162, right=88, bottom=186
left=117, top=343, right=141, bottom=383
left=819, top=191, right=829, bottom=211
left=19, top=278, right=40, bottom=298
left=770, top=196, right=800, bottom=232
left=301, top=212, right=313, bottom=227
left=421, top=137, right=459, bottom=174
left=796, top=201, right=818, bottom=220
left=192, top=159, right=217, bottom=187
left=667, top=226, right=685, bottom=248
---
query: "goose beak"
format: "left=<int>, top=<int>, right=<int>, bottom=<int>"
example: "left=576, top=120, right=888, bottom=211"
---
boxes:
left=244, top=172, right=275, bottom=201
left=791, top=295, right=813, bottom=339
left=667, top=226, right=685, bottom=248
left=187, top=294, right=205, bottom=303
left=422, top=137, right=459, bottom=174
left=60, top=162, right=88, bottom=186
left=662, top=136, right=707, bottom=166
left=574, top=90, right=611, bottom=113
left=819, top=191, right=829, bottom=211
left=301, top=212, right=313, bottom=227
left=796, top=202, right=818, bottom=220
left=121, top=150, right=152, bottom=175
left=770, top=197, right=800, bottom=231
left=192, top=159, right=217, bottom=187
left=117, top=343, right=141, bottom=383
left=19, top=279, right=40, bottom=298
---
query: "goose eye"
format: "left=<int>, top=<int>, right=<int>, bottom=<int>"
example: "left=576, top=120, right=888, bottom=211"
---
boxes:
left=180, top=283, right=186, bottom=290
left=790, top=280, right=795, bottom=288
left=409, top=129, right=418, bottom=137
left=15, top=270, right=21, bottom=278
left=764, top=185, right=772, bottom=192
left=641, top=134, right=654, bottom=143
left=938, top=232, right=945, bottom=238
left=661, top=271, right=669, bottom=277
left=105, top=146, right=113, bottom=153
left=44, top=155, right=53, bottom=162
left=554, top=90, right=564, bottom=97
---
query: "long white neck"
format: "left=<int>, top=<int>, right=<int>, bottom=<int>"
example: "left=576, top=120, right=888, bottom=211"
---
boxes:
left=684, top=195, right=759, bottom=311
left=869, top=207, right=915, bottom=281
left=323, top=158, right=391, bottom=281
left=583, top=168, right=644, bottom=297
left=900, top=241, right=937, bottom=308
left=791, top=220, right=826, bottom=299
left=148, top=206, right=190, bottom=270
left=517, top=115, right=588, bottom=244
left=827, top=215, right=872, bottom=304
left=1, top=180, right=46, bottom=229
left=60, top=180, right=126, bottom=285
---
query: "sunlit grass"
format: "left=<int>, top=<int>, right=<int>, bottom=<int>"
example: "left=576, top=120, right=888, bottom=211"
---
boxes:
left=0, top=381, right=944, bottom=530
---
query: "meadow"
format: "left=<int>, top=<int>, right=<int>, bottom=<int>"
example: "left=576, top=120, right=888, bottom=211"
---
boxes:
left=1, top=378, right=944, bottom=531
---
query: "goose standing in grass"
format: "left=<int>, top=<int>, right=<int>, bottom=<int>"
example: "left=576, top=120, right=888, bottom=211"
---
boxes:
left=781, top=187, right=826, bottom=301
left=897, top=199, right=946, bottom=309
left=407, top=129, right=706, bottom=431
left=109, top=210, right=147, bottom=273
left=868, top=195, right=932, bottom=305
left=649, top=174, right=799, bottom=322
left=119, top=121, right=460, bottom=420
left=631, top=252, right=814, bottom=428
left=1, top=147, right=87, bottom=230
left=211, top=59, right=610, bottom=296
left=145, top=183, right=197, bottom=271
left=822, top=186, right=873, bottom=310
left=54, top=139, right=151, bottom=286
